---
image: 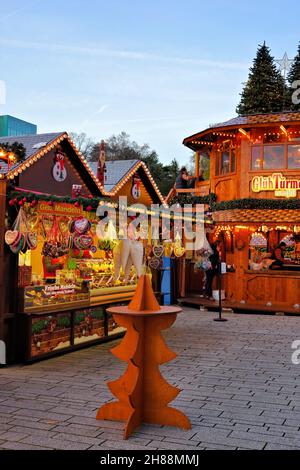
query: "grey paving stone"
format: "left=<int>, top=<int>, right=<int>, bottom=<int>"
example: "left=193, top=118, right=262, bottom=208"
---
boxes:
left=20, top=435, right=91, bottom=450
left=52, top=423, right=103, bottom=437
left=264, top=442, right=299, bottom=450
left=1, top=308, right=300, bottom=450
left=0, top=430, right=30, bottom=441
left=50, top=432, right=106, bottom=446
left=0, top=441, right=50, bottom=450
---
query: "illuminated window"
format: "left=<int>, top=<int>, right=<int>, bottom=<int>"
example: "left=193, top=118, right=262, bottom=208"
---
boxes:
left=288, top=144, right=300, bottom=169
left=216, top=142, right=236, bottom=175
left=251, top=146, right=262, bottom=170
left=221, top=151, right=230, bottom=174
left=263, top=145, right=284, bottom=169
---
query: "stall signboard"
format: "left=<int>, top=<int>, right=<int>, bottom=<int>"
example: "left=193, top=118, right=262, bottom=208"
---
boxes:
left=251, top=173, right=300, bottom=198
left=44, top=284, right=76, bottom=296
left=38, top=201, right=83, bottom=216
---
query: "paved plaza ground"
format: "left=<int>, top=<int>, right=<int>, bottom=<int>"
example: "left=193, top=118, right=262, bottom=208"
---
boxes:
left=0, top=308, right=300, bottom=450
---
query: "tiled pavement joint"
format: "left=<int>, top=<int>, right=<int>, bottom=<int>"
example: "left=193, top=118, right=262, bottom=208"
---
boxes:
left=0, top=309, right=300, bottom=450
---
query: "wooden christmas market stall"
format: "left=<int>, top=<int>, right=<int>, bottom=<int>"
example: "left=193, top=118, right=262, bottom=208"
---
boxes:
left=170, top=112, right=300, bottom=314
left=89, top=157, right=166, bottom=207
left=0, top=133, right=166, bottom=364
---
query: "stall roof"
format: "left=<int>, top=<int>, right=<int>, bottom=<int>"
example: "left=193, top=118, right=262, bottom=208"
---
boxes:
left=0, top=132, right=104, bottom=195
left=89, top=159, right=139, bottom=192
left=0, top=133, right=62, bottom=174
left=0, top=133, right=166, bottom=204
left=183, top=111, right=300, bottom=150
left=89, top=158, right=166, bottom=206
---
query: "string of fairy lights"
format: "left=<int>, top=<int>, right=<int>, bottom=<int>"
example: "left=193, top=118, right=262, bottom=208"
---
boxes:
left=0, top=133, right=167, bottom=208
left=189, top=126, right=300, bottom=147
left=214, top=224, right=300, bottom=238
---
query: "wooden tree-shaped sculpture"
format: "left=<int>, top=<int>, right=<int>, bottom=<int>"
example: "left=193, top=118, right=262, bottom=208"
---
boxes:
left=96, top=274, right=191, bottom=439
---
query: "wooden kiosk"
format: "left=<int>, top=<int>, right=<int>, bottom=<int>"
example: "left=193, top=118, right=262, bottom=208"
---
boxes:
left=0, top=133, right=165, bottom=364
left=172, top=112, right=300, bottom=314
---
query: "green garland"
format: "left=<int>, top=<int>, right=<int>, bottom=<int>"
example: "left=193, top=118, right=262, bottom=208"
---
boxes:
left=212, top=198, right=300, bottom=211
left=171, top=193, right=217, bottom=206
left=8, top=190, right=108, bottom=212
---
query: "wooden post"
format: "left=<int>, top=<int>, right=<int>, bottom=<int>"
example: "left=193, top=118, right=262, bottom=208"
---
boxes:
left=0, top=179, right=7, bottom=343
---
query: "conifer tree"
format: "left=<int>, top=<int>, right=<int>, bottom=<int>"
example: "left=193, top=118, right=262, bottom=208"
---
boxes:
left=236, top=42, right=287, bottom=115
left=287, top=43, right=300, bottom=111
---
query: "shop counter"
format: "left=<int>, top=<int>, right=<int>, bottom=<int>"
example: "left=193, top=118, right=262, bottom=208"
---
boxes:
left=242, top=269, right=300, bottom=308
left=17, top=286, right=136, bottom=363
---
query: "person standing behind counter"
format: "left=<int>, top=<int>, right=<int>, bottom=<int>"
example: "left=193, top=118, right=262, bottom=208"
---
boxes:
left=175, top=167, right=196, bottom=189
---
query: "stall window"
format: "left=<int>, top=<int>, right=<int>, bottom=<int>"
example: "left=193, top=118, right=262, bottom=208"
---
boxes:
left=221, top=151, right=230, bottom=174
left=263, top=145, right=285, bottom=169
left=251, top=146, right=262, bottom=170
left=288, top=144, right=300, bottom=169
left=216, top=142, right=236, bottom=175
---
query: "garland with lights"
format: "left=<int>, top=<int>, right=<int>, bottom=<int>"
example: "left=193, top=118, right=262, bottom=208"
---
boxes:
left=8, top=190, right=107, bottom=212
left=212, top=198, right=300, bottom=211
left=172, top=193, right=217, bottom=206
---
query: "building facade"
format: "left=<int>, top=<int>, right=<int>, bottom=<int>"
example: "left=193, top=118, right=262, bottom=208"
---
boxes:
left=0, top=115, right=37, bottom=137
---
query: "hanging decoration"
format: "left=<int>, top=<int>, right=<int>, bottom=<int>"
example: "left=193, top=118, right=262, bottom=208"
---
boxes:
left=52, top=148, right=67, bottom=182
left=235, top=237, right=246, bottom=251
left=4, top=207, right=37, bottom=253
left=131, top=173, right=141, bottom=200
left=172, top=233, right=185, bottom=258
left=42, top=216, right=70, bottom=259
left=149, top=257, right=162, bottom=270
left=153, top=245, right=164, bottom=258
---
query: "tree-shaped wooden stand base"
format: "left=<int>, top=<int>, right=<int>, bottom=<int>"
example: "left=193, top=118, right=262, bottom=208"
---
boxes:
left=96, top=275, right=191, bottom=439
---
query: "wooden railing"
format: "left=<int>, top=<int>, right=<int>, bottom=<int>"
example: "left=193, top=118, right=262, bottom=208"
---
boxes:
left=165, top=181, right=211, bottom=204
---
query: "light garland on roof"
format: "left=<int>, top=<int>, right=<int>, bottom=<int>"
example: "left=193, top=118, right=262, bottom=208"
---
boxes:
left=5, top=134, right=66, bottom=180
left=212, top=132, right=236, bottom=138
left=3, top=133, right=167, bottom=208
left=191, top=140, right=214, bottom=146
left=106, top=160, right=167, bottom=207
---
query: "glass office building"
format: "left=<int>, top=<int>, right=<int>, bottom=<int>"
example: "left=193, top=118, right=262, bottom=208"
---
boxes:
left=0, top=115, right=37, bottom=137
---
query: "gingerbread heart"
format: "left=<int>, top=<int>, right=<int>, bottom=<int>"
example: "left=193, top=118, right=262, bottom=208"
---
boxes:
left=11, top=231, right=22, bottom=248
left=153, top=245, right=164, bottom=258
left=149, top=257, right=160, bottom=270
left=5, top=230, right=19, bottom=246
left=74, top=218, right=90, bottom=234
left=10, top=234, right=24, bottom=254
left=78, top=235, right=93, bottom=249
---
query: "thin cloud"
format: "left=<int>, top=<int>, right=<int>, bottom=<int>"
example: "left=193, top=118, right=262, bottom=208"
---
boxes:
left=80, top=104, right=109, bottom=128
left=0, top=0, right=42, bottom=22
left=0, top=38, right=249, bottom=71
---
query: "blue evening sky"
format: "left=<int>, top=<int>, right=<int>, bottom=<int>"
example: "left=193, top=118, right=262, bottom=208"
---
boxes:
left=0, top=0, right=299, bottom=164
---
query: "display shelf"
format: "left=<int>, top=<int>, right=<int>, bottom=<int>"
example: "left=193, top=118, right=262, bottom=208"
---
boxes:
left=24, top=299, right=90, bottom=315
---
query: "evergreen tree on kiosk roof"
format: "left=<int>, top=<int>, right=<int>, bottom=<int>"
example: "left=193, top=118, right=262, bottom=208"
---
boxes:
left=287, top=42, right=300, bottom=111
left=236, top=42, right=287, bottom=116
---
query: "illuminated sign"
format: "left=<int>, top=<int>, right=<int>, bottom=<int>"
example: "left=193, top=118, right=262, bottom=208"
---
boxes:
left=251, top=173, right=300, bottom=198
left=38, top=202, right=83, bottom=216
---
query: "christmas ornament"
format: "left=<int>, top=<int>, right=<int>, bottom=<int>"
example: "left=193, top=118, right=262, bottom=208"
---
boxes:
left=52, top=149, right=67, bottom=182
